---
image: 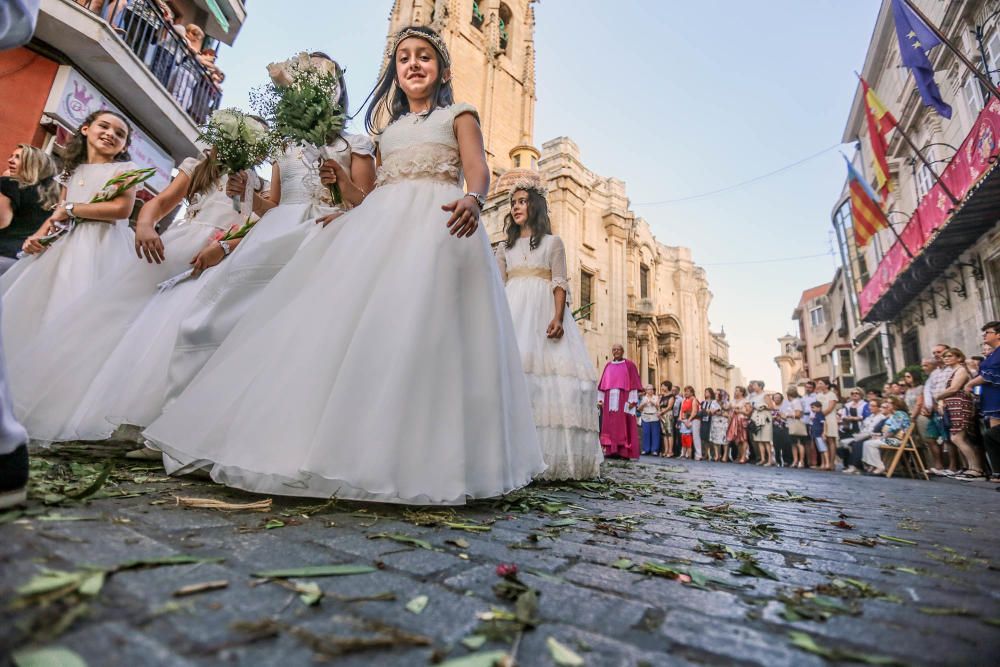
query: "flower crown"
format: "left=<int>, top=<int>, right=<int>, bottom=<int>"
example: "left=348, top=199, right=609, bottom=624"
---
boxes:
left=508, top=177, right=547, bottom=201
left=387, top=27, right=451, bottom=67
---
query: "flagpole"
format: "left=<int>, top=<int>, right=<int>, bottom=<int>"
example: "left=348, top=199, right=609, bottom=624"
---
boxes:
left=901, top=0, right=1000, bottom=100
left=883, top=210, right=916, bottom=259
left=853, top=72, right=960, bottom=205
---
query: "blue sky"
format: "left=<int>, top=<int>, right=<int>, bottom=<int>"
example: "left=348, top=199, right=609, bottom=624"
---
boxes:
left=217, top=0, right=880, bottom=389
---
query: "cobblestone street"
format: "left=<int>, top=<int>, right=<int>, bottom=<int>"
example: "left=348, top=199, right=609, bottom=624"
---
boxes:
left=2, top=446, right=999, bottom=666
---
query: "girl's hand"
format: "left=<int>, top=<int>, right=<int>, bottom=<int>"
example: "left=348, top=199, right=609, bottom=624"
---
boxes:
left=135, top=225, right=165, bottom=264
left=21, top=234, right=46, bottom=255
left=49, top=203, right=70, bottom=222
left=441, top=196, right=479, bottom=237
left=546, top=316, right=564, bottom=340
left=315, top=211, right=344, bottom=227
left=226, top=171, right=248, bottom=199
left=319, top=159, right=347, bottom=187
left=189, top=241, right=225, bottom=277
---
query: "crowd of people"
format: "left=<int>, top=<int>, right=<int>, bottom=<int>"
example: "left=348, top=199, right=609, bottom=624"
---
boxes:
left=80, top=0, right=224, bottom=121
left=599, top=335, right=1000, bottom=485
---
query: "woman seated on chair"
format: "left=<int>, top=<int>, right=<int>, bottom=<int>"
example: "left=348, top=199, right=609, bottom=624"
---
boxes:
left=839, top=398, right=887, bottom=474
left=860, top=398, right=911, bottom=476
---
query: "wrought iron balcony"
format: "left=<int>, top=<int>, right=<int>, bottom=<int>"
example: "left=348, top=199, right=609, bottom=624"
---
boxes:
left=71, top=0, right=221, bottom=125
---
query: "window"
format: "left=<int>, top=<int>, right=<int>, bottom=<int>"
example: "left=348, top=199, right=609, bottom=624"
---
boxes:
left=513, top=154, right=521, bottom=168
left=986, top=32, right=1000, bottom=85
left=901, top=328, right=921, bottom=367
left=498, top=3, right=512, bottom=53
left=915, top=145, right=937, bottom=198
left=838, top=349, right=853, bottom=375
left=640, top=265, right=649, bottom=299
left=964, top=75, right=985, bottom=115
left=471, top=1, right=484, bottom=29
left=809, top=305, right=825, bottom=328
left=579, top=269, right=594, bottom=322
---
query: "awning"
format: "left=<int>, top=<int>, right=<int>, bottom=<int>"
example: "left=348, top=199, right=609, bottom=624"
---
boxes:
left=859, top=97, right=1000, bottom=322
left=205, top=0, right=229, bottom=33
left=863, top=160, right=1000, bottom=322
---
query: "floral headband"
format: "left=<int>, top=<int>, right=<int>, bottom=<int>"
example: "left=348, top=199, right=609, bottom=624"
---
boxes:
left=508, top=177, right=547, bottom=201
left=387, top=28, right=451, bottom=67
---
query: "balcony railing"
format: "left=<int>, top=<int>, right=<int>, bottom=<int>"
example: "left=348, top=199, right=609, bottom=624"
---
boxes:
left=72, top=0, right=221, bottom=125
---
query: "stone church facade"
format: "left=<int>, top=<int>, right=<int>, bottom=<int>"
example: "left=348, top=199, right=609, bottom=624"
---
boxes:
left=385, top=0, right=735, bottom=390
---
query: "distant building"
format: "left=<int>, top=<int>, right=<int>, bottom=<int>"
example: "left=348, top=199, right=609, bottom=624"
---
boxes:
left=774, top=333, right=805, bottom=392
left=789, top=269, right=856, bottom=389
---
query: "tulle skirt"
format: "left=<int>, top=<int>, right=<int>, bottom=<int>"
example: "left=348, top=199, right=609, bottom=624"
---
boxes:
left=145, top=179, right=546, bottom=504
left=1, top=221, right=133, bottom=358
left=163, top=202, right=331, bottom=406
left=504, top=276, right=602, bottom=480
left=6, top=221, right=228, bottom=442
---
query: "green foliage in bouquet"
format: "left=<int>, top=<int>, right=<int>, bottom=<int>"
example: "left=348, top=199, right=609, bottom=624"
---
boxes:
left=197, top=108, right=278, bottom=174
left=252, top=53, right=346, bottom=148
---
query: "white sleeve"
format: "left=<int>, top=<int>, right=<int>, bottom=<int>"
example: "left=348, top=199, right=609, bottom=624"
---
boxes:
left=495, top=243, right=508, bottom=283
left=549, top=235, right=570, bottom=294
left=346, top=133, right=376, bottom=158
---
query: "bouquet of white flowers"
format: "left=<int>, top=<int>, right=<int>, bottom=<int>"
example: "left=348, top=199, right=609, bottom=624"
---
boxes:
left=197, top=108, right=277, bottom=211
left=252, top=53, right=347, bottom=206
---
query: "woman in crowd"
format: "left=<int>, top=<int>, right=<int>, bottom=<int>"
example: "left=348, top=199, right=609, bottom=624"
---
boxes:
left=658, top=381, right=673, bottom=458
left=838, top=388, right=869, bottom=445
left=726, top=385, right=750, bottom=463
left=967, top=323, right=1000, bottom=482
left=747, top=381, right=774, bottom=466
left=677, top=385, right=698, bottom=460
left=699, top=388, right=719, bottom=462
left=936, top=347, right=985, bottom=480
left=638, top=384, right=662, bottom=456
left=815, top=379, right=840, bottom=470
left=0, top=145, right=60, bottom=274
left=709, top=388, right=730, bottom=462
left=860, top=398, right=911, bottom=475
left=772, top=391, right=793, bottom=467
left=785, top=387, right=808, bottom=468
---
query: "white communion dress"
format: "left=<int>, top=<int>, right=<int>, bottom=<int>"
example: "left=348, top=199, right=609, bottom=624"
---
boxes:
left=497, top=234, right=602, bottom=480
left=163, top=135, right=373, bottom=405
left=6, top=157, right=246, bottom=442
left=145, top=103, right=546, bottom=504
left=1, top=161, right=137, bottom=358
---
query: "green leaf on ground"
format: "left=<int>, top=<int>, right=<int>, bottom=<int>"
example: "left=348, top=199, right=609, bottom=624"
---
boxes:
left=767, top=490, right=829, bottom=503
left=918, top=607, right=976, bottom=617
left=437, top=651, right=510, bottom=667
left=264, top=519, right=285, bottom=529
left=460, top=634, right=487, bottom=650
left=546, top=518, right=578, bottom=527
left=252, top=564, right=377, bottom=578
left=546, top=636, right=585, bottom=666
left=369, top=533, right=433, bottom=550
left=295, top=581, right=323, bottom=606
left=877, top=534, right=918, bottom=546
left=735, top=557, right=779, bottom=580
left=788, top=631, right=902, bottom=664
left=611, top=558, right=634, bottom=570
left=406, top=594, right=429, bottom=614
left=12, top=647, right=88, bottom=667
left=113, top=555, right=224, bottom=572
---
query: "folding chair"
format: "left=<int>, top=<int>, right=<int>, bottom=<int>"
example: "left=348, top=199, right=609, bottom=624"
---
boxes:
left=878, top=424, right=929, bottom=480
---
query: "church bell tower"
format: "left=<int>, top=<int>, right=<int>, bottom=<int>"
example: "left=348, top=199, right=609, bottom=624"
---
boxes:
left=385, top=0, right=539, bottom=177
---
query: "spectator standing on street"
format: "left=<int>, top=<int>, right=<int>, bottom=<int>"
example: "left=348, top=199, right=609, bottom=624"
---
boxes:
left=748, top=380, right=774, bottom=466
left=0, top=145, right=59, bottom=274
left=773, top=391, right=793, bottom=466
left=966, top=323, right=1000, bottom=482
left=815, top=379, right=839, bottom=470
left=726, top=385, right=750, bottom=463
left=638, top=384, right=662, bottom=456
left=923, top=345, right=951, bottom=474
left=936, top=347, right=984, bottom=480
left=658, top=381, right=673, bottom=458
left=699, top=388, right=718, bottom=462
left=810, top=401, right=830, bottom=470
left=800, top=380, right=818, bottom=467
left=710, top=388, right=730, bottom=462
left=785, top=387, right=808, bottom=468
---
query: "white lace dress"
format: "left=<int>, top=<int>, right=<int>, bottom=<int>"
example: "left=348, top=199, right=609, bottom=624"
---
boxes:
left=145, top=103, right=546, bottom=504
left=1, top=161, right=137, bottom=358
left=163, top=135, right=372, bottom=405
left=6, top=157, right=246, bottom=442
left=497, top=235, right=602, bottom=480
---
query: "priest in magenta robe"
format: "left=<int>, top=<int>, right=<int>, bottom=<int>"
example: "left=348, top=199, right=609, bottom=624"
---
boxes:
left=597, top=344, right=642, bottom=459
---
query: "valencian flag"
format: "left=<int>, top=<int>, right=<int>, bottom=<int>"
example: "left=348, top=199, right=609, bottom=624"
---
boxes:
left=890, top=0, right=952, bottom=118
left=860, top=76, right=897, bottom=200
left=844, top=156, right=889, bottom=248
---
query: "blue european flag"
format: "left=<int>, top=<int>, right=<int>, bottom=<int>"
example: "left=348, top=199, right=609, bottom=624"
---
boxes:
left=890, top=0, right=952, bottom=119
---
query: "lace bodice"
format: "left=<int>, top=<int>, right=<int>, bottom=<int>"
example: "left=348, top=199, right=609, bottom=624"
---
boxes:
left=375, top=103, right=478, bottom=187
left=278, top=133, right=374, bottom=206
left=496, top=234, right=570, bottom=294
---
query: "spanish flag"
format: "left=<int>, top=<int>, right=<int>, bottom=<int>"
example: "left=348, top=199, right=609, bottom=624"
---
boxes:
left=859, top=76, right=897, bottom=201
left=844, top=156, right=889, bottom=249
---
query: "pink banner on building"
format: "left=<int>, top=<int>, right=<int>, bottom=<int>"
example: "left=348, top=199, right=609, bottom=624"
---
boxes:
left=859, top=97, right=1000, bottom=318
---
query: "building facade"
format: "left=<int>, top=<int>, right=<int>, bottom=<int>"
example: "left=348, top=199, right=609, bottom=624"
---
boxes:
left=833, top=0, right=1000, bottom=386
left=386, top=0, right=735, bottom=391
left=0, top=0, right=246, bottom=196
left=788, top=269, right=857, bottom=390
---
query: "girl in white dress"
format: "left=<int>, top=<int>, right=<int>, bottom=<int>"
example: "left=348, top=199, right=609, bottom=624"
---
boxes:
left=162, top=52, right=376, bottom=407
left=6, top=149, right=251, bottom=443
left=144, top=26, right=545, bottom=504
left=1, top=111, right=136, bottom=357
left=495, top=180, right=602, bottom=480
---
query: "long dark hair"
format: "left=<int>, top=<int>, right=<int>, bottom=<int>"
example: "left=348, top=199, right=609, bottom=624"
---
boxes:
left=504, top=188, right=551, bottom=250
left=58, top=110, right=132, bottom=178
left=364, top=26, right=454, bottom=135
